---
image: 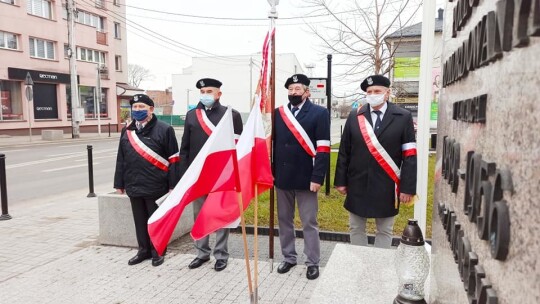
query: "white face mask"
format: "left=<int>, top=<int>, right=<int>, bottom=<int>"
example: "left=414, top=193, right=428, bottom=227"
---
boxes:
left=366, top=93, right=386, bottom=107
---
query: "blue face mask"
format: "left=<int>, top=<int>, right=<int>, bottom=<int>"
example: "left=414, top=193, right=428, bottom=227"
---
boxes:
left=132, top=109, right=148, bottom=122
left=200, top=94, right=216, bottom=108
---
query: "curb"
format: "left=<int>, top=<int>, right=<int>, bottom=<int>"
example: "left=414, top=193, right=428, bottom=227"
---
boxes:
left=230, top=225, right=431, bottom=247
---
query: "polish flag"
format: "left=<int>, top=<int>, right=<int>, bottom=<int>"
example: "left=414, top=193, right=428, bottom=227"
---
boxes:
left=148, top=107, right=239, bottom=255
left=190, top=104, right=273, bottom=240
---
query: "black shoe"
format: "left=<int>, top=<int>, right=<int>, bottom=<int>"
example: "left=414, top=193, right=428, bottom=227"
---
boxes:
left=188, top=257, right=210, bottom=269
left=152, top=256, right=164, bottom=267
left=306, top=266, right=319, bottom=280
left=277, top=261, right=297, bottom=274
left=214, top=259, right=228, bottom=272
left=128, top=254, right=151, bottom=266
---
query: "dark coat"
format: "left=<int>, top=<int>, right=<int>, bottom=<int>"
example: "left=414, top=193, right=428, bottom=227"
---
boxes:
left=179, top=102, right=243, bottom=177
left=334, top=102, right=417, bottom=218
left=114, top=115, right=181, bottom=198
left=273, top=100, right=330, bottom=190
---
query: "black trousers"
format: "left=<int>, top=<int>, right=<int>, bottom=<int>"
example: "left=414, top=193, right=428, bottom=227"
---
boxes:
left=129, top=196, right=162, bottom=258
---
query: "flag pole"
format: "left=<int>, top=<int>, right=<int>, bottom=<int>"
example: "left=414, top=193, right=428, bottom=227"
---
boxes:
left=253, top=184, right=259, bottom=303
left=268, top=3, right=277, bottom=274
left=237, top=192, right=254, bottom=301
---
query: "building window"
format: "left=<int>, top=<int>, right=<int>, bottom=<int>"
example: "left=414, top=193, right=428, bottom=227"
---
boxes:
left=114, top=22, right=121, bottom=39
left=77, top=47, right=106, bottom=64
left=115, top=55, right=122, bottom=71
left=1, top=0, right=16, bottom=5
left=77, top=10, right=105, bottom=31
left=29, top=37, right=55, bottom=60
left=27, top=0, right=52, bottom=19
left=0, top=80, right=23, bottom=121
left=113, top=0, right=119, bottom=6
left=0, top=31, right=18, bottom=50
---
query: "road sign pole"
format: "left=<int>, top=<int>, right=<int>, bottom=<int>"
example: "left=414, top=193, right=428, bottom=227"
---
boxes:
left=24, top=73, right=34, bottom=142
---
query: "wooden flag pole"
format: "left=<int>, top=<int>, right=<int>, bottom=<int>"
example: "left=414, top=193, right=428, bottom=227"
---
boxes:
left=268, top=13, right=277, bottom=275
left=253, top=184, right=259, bottom=303
left=237, top=192, right=254, bottom=301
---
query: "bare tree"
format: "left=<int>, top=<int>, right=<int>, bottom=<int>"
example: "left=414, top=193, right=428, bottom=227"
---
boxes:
left=128, top=64, right=153, bottom=88
left=302, top=0, right=422, bottom=84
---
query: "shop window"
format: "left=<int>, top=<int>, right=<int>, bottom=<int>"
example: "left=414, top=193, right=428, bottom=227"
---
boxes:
left=0, top=80, right=23, bottom=121
left=33, top=83, right=58, bottom=119
left=66, top=85, right=109, bottom=119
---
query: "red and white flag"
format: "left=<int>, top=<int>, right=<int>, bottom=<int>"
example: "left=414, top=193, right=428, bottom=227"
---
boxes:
left=148, top=107, right=239, bottom=255
left=190, top=104, right=273, bottom=240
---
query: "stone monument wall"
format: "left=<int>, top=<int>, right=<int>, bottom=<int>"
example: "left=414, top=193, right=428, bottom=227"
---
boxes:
left=430, top=1, right=540, bottom=303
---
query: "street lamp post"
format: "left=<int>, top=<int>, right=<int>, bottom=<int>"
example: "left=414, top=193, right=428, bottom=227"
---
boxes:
left=24, top=72, right=34, bottom=142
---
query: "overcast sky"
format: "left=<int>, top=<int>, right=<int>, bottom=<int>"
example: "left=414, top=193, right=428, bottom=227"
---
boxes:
left=121, top=0, right=446, bottom=96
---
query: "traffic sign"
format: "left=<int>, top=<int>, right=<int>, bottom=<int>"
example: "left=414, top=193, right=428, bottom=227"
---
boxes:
left=25, top=86, right=33, bottom=102
left=309, top=78, right=327, bottom=99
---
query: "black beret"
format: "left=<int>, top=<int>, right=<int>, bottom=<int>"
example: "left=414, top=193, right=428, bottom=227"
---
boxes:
left=284, top=74, right=310, bottom=88
left=360, top=75, right=391, bottom=92
left=129, top=94, right=154, bottom=106
left=196, top=78, right=222, bottom=89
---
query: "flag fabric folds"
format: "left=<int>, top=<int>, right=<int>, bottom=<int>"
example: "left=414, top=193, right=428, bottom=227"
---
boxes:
left=190, top=104, right=273, bottom=240
left=148, top=107, right=239, bottom=256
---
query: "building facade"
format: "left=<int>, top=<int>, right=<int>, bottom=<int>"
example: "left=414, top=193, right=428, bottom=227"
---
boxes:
left=171, top=53, right=305, bottom=117
left=385, top=8, right=444, bottom=130
left=0, top=0, right=129, bottom=135
left=146, top=88, right=173, bottom=115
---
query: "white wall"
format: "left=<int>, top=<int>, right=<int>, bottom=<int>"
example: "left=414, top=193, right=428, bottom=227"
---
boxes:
left=172, top=53, right=304, bottom=116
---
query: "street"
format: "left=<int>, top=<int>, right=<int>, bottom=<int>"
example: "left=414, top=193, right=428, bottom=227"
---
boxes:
left=0, top=137, right=120, bottom=204
left=0, top=117, right=345, bottom=206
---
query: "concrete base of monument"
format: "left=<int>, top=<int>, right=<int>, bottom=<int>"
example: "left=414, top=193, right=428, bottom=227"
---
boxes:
left=310, top=243, right=431, bottom=304
left=97, top=192, right=194, bottom=247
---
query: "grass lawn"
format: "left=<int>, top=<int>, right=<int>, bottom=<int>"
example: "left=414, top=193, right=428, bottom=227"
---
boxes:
left=243, top=152, right=435, bottom=238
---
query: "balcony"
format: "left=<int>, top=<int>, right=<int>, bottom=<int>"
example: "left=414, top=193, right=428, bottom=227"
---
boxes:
left=96, top=31, right=107, bottom=45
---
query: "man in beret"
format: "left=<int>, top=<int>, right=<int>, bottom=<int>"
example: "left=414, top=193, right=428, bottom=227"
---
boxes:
left=334, top=75, right=417, bottom=248
left=179, top=78, right=243, bottom=271
left=273, top=73, right=330, bottom=280
left=114, top=94, right=181, bottom=266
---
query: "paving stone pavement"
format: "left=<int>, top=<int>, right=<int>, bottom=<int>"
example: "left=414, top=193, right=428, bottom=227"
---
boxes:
left=0, top=185, right=341, bottom=303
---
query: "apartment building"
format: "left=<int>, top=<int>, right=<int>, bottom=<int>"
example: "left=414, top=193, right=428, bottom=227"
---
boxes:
left=0, top=0, right=133, bottom=135
left=384, top=8, right=444, bottom=130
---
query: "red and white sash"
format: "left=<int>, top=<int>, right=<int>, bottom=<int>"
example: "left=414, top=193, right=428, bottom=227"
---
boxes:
left=278, top=106, right=325, bottom=157
left=127, top=130, right=171, bottom=171
left=357, top=115, right=401, bottom=197
left=196, top=108, right=240, bottom=142
left=196, top=109, right=215, bottom=136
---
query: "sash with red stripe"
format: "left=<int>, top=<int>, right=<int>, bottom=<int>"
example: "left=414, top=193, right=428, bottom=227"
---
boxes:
left=279, top=106, right=329, bottom=157
left=126, top=130, right=170, bottom=171
left=357, top=115, right=401, bottom=205
left=196, top=109, right=240, bottom=142
left=196, top=109, right=215, bottom=136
